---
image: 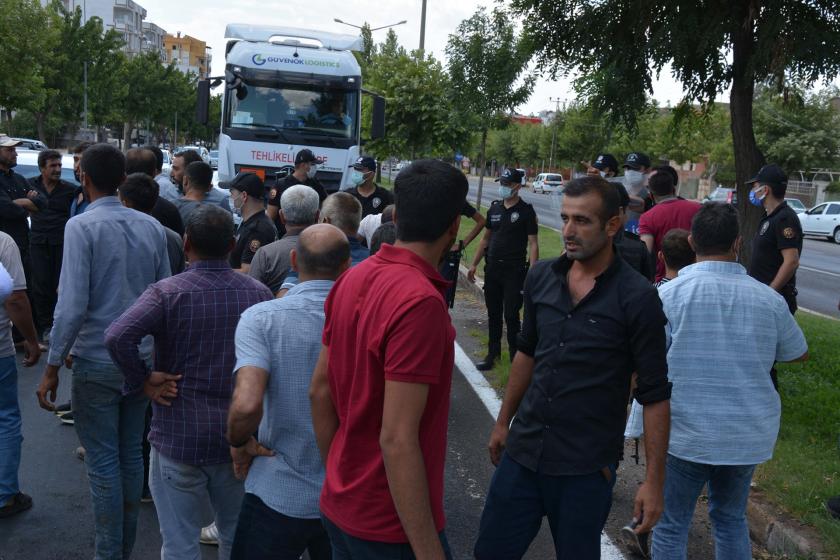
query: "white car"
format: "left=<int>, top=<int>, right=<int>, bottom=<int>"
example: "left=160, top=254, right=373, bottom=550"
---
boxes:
left=533, top=173, right=564, bottom=194
left=799, top=201, right=840, bottom=244
left=785, top=198, right=807, bottom=215
left=161, top=149, right=173, bottom=175
left=177, top=145, right=211, bottom=163
left=14, top=149, right=79, bottom=185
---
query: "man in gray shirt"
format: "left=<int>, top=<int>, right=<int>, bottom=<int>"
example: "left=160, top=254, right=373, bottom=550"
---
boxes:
left=35, top=143, right=170, bottom=560
left=249, top=184, right=320, bottom=294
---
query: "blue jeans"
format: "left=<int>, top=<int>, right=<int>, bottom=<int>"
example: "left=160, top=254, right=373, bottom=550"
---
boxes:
left=149, top=449, right=244, bottom=560
left=72, top=357, right=149, bottom=560
left=322, top=514, right=453, bottom=560
left=474, top=452, right=616, bottom=560
left=651, top=454, right=756, bottom=560
left=0, top=356, right=20, bottom=505
left=232, top=493, right=330, bottom=560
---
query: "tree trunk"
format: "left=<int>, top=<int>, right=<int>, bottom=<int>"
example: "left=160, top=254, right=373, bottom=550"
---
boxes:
left=35, top=113, right=47, bottom=143
left=476, top=128, right=489, bottom=210
left=122, top=122, right=132, bottom=152
left=729, top=1, right=765, bottom=269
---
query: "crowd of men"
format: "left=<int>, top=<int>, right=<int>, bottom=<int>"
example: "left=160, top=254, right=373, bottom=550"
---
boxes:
left=0, top=133, right=819, bottom=560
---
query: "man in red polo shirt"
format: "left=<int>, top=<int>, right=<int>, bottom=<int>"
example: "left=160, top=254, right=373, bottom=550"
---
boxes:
left=638, top=169, right=701, bottom=282
left=310, top=159, right=467, bottom=560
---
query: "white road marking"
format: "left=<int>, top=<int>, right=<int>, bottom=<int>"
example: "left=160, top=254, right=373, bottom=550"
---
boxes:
left=799, top=265, right=840, bottom=278
left=453, top=341, right=627, bottom=558
left=800, top=307, right=840, bottom=321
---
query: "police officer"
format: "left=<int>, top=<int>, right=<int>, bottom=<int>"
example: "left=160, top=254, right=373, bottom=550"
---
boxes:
left=621, top=151, right=654, bottom=234
left=747, top=164, right=802, bottom=314
left=227, top=172, right=277, bottom=273
left=266, top=148, right=328, bottom=236
left=468, top=168, right=539, bottom=370
left=346, top=156, right=393, bottom=218
left=587, top=153, right=620, bottom=179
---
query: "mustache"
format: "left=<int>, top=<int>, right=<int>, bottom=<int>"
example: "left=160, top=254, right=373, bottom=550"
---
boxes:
left=564, top=236, right=580, bottom=245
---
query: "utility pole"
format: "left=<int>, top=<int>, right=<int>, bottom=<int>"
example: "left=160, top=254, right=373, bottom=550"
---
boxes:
left=419, top=0, right=427, bottom=52
left=548, top=97, right=562, bottom=172
left=82, top=0, right=88, bottom=132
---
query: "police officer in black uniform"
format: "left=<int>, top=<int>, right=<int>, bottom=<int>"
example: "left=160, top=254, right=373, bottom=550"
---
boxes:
left=266, top=148, right=328, bottom=236
left=346, top=156, right=393, bottom=218
left=226, top=172, right=277, bottom=273
left=747, top=164, right=802, bottom=314
left=468, top=168, right=539, bottom=370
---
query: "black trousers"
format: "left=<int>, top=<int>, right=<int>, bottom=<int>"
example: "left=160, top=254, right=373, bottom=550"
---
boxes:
left=12, top=242, right=38, bottom=342
left=30, top=242, right=62, bottom=334
left=483, top=259, right=528, bottom=357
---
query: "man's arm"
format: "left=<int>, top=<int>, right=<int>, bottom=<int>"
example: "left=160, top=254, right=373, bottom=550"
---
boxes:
left=769, top=248, right=799, bottom=292
left=227, top=366, right=269, bottom=446
left=462, top=212, right=486, bottom=248
left=635, top=399, right=669, bottom=533
left=6, top=291, right=40, bottom=366
left=0, top=187, right=28, bottom=219
left=488, top=352, right=534, bottom=465
left=640, top=234, right=655, bottom=254
left=265, top=204, right=279, bottom=222
left=527, top=234, right=539, bottom=267
left=309, top=345, right=338, bottom=463
left=467, top=229, right=491, bottom=283
left=380, top=380, right=446, bottom=560
left=14, top=198, right=39, bottom=213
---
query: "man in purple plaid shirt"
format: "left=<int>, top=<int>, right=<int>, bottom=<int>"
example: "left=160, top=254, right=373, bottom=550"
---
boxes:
left=105, top=205, right=272, bottom=560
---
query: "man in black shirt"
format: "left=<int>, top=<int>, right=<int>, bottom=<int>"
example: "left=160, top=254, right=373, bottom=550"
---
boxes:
left=474, top=176, right=671, bottom=560
left=267, top=149, right=328, bottom=236
left=468, top=168, right=538, bottom=370
left=228, top=173, right=276, bottom=272
left=613, top=182, right=654, bottom=281
left=29, top=150, right=76, bottom=339
left=346, top=156, right=393, bottom=218
left=747, top=164, right=802, bottom=314
left=125, top=147, right=184, bottom=236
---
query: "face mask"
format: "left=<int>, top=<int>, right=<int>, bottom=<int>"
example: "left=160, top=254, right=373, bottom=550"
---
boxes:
left=232, top=193, right=244, bottom=216
left=307, top=164, right=318, bottom=179
left=499, top=186, right=514, bottom=199
left=623, top=170, right=644, bottom=189
left=350, top=170, right=366, bottom=186
left=599, top=171, right=607, bottom=178
left=749, top=187, right=766, bottom=207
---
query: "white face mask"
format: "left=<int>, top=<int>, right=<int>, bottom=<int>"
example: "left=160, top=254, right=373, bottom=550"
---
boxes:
left=623, top=170, right=644, bottom=190
left=232, top=192, right=244, bottom=216
left=307, top=164, right=318, bottom=179
left=599, top=171, right=607, bottom=178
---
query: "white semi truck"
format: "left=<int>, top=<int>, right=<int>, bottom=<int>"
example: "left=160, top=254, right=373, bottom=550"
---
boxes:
left=197, top=24, right=385, bottom=193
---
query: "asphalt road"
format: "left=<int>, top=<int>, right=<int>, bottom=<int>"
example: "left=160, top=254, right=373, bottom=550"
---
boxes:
left=467, top=176, right=840, bottom=319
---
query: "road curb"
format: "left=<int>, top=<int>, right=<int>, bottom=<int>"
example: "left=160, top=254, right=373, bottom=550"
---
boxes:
left=457, top=264, right=485, bottom=302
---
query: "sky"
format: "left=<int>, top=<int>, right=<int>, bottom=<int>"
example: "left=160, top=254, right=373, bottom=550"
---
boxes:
left=138, top=0, right=709, bottom=114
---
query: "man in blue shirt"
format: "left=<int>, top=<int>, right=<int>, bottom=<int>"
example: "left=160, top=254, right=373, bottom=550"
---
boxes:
left=651, top=203, right=808, bottom=559
left=35, top=143, right=171, bottom=560
left=227, top=224, right=350, bottom=559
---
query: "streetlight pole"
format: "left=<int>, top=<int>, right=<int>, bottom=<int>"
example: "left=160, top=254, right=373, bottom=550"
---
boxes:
left=548, top=97, right=562, bottom=172
left=334, top=18, right=407, bottom=33
left=419, top=0, right=427, bottom=52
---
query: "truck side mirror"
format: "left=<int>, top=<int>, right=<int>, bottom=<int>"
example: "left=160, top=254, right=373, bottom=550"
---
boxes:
left=371, top=95, right=385, bottom=140
left=196, top=80, right=210, bottom=125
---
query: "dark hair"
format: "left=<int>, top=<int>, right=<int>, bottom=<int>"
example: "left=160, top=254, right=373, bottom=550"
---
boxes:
left=70, top=142, right=93, bottom=155
left=119, top=172, right=160, bottom=213
left=370, top=222, right=397, bottom=255
left=393, top=160, right=467, bottom=242
left=690, top=203, right=739, bottom=256
left=766, top=182, right=786, bottom=199
left=660, top=228, right=695, bottom=271
left=562, top=176, right=620, bottom=224
left=381, top=204, right=395, bottom=224
left=145, top=145, right=164, bottom=171
left=37, top=149, right=62, bottom=169
left=185, top=204, right=235, bottom=259
left=80, top=143, right=126, bottom=194
left=176, top=149, right=203, bottom=167
left=297, top=228, right=350, bottom=277
left=613, top=182, right=630, bottom=209
left=652, top=165, right=678, bottom=187
left=185, top=161, right=213, bottom=192
left=648, top=170, right=676, bottom=198
left=125, top=148, right=157, bottom=178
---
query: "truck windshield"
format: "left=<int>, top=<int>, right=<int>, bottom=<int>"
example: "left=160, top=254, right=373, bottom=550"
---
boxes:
left=225, top=82, right=358, bottom=140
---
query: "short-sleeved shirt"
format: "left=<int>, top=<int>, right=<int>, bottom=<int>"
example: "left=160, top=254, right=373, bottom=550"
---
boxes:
left=749, top=201, right=803, bottom=289
left=462, top=201, right=478, bottom=218
left=660, top=261, right=807, bottom=464
left=346, top=185, right=393, bottom=218
left=319, top=243, right=454, bottom=543
left=511, top=253, right=671, bottom=475
left=230, top=211, right=277, bottom=269
left=267, top=175, right=328, bottom=235
left=638, top=197, right=702, bottom=281
left=248, top=232, right=301, bottom=293
left=152, top=196, right=184, bottom=237
left=485, top=198, right=538, bottom=261
left=28, top=177, right=76, bottom=246
left=0, top=232, right=27, bottom=358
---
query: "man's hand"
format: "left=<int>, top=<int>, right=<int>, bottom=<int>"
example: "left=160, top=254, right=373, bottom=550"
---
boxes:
left=467, top=265, right=477, bottom=283
left=633, top=480, right=664, bottom=533
left=143, top=371, right=182, bottom=406
left=64, top=355, right=74, bottom=369
left=230, top=437, right=274, bottom=480
left=488, top=421, right=509, bottom=466
left=22, top=339, right=41, bottom=367
left=36, top=365, right=61, bottom=411
left=26, top=191, right=39, bottom=201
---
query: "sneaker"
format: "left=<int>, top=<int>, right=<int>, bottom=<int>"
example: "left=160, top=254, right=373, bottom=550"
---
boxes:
left=59, top=412, right=75, bottom=425
left=54, top=402, right=72, bottom=416
left=621, top=524, right=650, bottom=558
left=75, top=446, right=86, bottom=461
left=141, top=486, right=153, bottom=503
left=200, top=522, right=219, bottom=546
left=827, top=495, right=840, bottom=519
left=0, top=492, right=33, bottom=519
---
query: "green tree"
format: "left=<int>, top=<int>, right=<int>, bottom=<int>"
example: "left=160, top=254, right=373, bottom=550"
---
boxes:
left=511, top=0, right=840, bottom=265
left=0, top=0, right=49, bottom=124
left=446, top=6, right=535, bottom=207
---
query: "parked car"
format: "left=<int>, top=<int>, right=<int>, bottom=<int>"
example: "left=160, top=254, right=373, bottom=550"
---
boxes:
left=209, top=150, right=219, bottom=170
left=785, top=198, right=807, bottom=214
left=15, top=149, right=79, bottom=185
left=12, top=138, right=48, bottom=151
left=161, top=149, right=172, bottom=175
left=175, top=145, right=211, bottom=163
left=799, top=201, right=840, bottom=243
left=533, top=173, right=564, bottom=194
left=704, top=186, right=737, bottom=205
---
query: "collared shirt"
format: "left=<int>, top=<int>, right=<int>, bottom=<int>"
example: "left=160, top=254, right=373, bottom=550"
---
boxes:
left=230, top=211, right=277, bottom=269
left=47, top=197, right=171, bottom=366
left=346, top=185, right=393, bottom=218
left=234, top=280, right=334, bottom=518
left=28, top=177, right=76, bottom=246
left=279, top=234, right=368, bottom=292
left=155, top=173, right=180, bottom=202
left=248, top=232, right=301, bottom=293
left=173, top=191, right=233, bottom=227
left=69, top=186, right=89, bottom=216
left=105, top=260, right=272, bottom=465
left=659, top=261, right=807, bottom=465
left=510, top=253, right=671, bottom=475
left=749, top=201, right=803, bottom=290
left=0, top=167, right=44, bottom=249
left=320, top=243, right=454, bottom=543
left=485, top=198, right=538, bottom=262
left=0, top=232, right=26, bottom=358
left=615, top=229, right=654, bottom=281
left=638, top=197, right=702, bottom=281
